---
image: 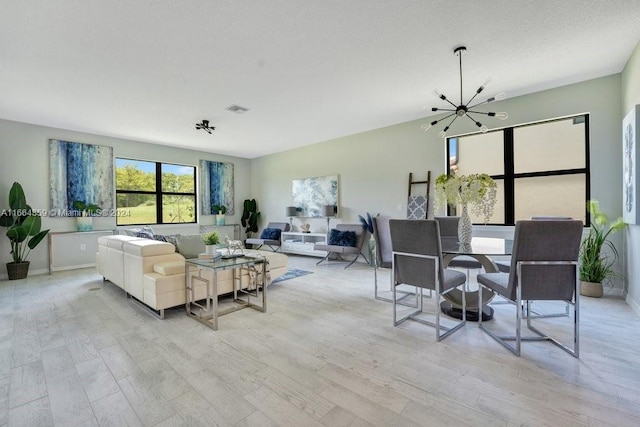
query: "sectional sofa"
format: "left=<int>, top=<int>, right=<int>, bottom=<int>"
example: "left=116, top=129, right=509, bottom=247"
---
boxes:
left=96, top=234, right=288, bottom=318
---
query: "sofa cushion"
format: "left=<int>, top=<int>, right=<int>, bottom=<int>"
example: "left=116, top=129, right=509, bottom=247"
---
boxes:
left=260, top=227, right=281, bottom=240
left=153, top=260, right=185, bottom=276
left=99, top=235, right=143, bottom=250
left=123, top=239, right=176, bottom=257
left=328, top=229, right=357, bottom=247
left=175, top=234, right=205, bottom=259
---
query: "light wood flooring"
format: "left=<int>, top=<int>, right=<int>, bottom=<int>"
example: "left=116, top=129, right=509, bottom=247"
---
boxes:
left=1, top=255, right=640, bottom=426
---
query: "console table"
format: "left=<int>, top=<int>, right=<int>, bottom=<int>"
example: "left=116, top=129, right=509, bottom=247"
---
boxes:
left=185, top=255, right=267, bottom=330
left=281, top=232, right=328, bottom=257
left=48, top=230, right=114, bottom=273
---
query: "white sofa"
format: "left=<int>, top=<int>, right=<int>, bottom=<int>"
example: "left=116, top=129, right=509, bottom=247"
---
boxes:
left=96, top=235, right=288, bottom=318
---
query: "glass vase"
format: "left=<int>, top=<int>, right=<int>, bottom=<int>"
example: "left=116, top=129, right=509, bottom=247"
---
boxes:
left=458, top=204, right=472, bottom=249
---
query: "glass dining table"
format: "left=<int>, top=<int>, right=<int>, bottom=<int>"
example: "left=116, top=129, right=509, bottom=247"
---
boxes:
left=440, top=236, right=513, bottom=321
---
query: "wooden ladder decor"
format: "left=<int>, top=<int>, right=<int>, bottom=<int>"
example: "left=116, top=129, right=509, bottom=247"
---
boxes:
left=407, top=171, right=431, bottom=219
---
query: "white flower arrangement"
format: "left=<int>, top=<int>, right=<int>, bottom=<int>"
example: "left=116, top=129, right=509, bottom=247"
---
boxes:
left=434, top=173, right=497, bottom=223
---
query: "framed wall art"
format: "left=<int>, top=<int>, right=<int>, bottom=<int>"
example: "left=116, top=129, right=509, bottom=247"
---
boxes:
left=200, top=160, right=234, bottom=215
left=49, top=139, right=114, bottom=212
left=292, top=174, right=338, bottom=217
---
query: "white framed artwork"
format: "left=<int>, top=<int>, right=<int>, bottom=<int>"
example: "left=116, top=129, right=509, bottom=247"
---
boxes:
left=623, top=105, right=640, bottom=224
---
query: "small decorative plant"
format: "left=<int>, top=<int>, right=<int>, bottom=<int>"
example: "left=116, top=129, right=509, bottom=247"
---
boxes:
left=72, top=200, right=101, bottom=216
left=202, top=231, right=220, bottom=245
left=579, top=200, right=626, bottom=285
left=358, top=212, right=375, bottom=234
left=434, top=173, right=497, bottom=222
left=212, top=204, right=227, bottom=215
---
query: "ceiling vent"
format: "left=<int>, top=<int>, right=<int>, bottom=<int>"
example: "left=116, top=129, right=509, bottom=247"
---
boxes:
left=226, top=105, right=249, bottom=114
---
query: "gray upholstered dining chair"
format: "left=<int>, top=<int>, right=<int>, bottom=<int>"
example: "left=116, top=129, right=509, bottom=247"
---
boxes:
left=372, top=216, right=416, bottom=305
left=492, top=216, right=574, bottom=319
left=245, top=222, right=290, bottom=251
left=314, top=223, right=369, bottom=268
left=389, top=219, right=467, bottom=341
left=477, top=219, right=583, bottom=357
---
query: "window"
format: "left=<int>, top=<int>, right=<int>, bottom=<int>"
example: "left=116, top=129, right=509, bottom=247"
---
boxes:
left=116, top=158, right=196, bottom=225
left=447, top=114, right=589, bottom=225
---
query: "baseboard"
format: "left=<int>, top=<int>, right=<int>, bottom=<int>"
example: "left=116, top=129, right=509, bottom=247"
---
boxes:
left=626, top=294, right=640, bottom=317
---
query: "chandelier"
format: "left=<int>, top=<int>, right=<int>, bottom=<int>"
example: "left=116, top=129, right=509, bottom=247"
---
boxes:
left=422, top=46, right=508, bottom=138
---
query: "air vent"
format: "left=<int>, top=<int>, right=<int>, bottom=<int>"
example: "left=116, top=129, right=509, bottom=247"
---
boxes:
left=226, top=105, right=249, bottom=114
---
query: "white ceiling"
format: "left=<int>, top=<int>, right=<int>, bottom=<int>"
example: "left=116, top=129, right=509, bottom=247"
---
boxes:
left=2, top=1, right=640, bottom=159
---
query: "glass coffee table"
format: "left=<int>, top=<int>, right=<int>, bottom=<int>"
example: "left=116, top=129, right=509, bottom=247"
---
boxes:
left=185, top=254, right=267, bottom=330
left=441, top=237, right=513, bottom=321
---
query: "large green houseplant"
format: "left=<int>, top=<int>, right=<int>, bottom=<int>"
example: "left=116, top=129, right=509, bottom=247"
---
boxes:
left=241, top=199, right=260, bottom=248
left=0, top=182, right=50, bottom=279
left=579, top=200, right=626, bottom=297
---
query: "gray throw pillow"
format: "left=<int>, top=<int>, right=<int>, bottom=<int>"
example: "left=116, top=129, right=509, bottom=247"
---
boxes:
left=175, top=234, right=205, bottom=259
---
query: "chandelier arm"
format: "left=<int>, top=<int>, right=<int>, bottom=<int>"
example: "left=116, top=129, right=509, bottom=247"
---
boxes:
left=466, top=110, right=493, bottom=116
left=442, top=115, right=460, bottom=131
left=465, top=113, right=483, bottom=127
left=432, top=107, right=457, bottom=112
left=434, top=112, right=458, bottom=125
left=468, top=99, right=490, bottom=109
left=465, top=89, right=482, bottom=106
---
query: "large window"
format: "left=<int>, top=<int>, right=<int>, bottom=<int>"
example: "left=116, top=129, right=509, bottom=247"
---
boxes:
left=116, top=158, right=196, bottom=225
left=447, top=114, right=589, bottom=225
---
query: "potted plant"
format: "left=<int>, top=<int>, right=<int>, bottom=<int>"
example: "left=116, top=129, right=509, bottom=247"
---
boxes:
left=202, top=231, right=221, bottom=254
left=434, top=173, right=497, bottom=246
left=212, top=204, right=227, bottom=225
left=72, top=200, right=101, bottom=232
left=0, top=182, right=50, bottom=279
left=241, top=199, right=260, bottom=247
left=579, top=200, right=626, bottom=297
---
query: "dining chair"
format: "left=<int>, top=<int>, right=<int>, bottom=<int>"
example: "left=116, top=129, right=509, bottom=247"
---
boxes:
left=389, top=219, right=467, bottom=341
left=492, top=216, right=574, bottom=319
left=477, top=219, right=583, bottom=357
left=372, top=216, right=417, bottom=305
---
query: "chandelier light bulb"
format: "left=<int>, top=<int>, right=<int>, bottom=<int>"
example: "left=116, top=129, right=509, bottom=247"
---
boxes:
left=438, top=130, right=447, bottom=139
left=421, top=123, right=433, bottom=131
left=493, top=92, right=506, bottom=101
left=495, top=112, right=509, bottom=120
left=480, top=125, right=489, bottom=133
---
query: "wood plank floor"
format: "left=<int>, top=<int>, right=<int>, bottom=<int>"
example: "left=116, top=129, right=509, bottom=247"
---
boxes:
left=1, top=255, right=639, bottom=426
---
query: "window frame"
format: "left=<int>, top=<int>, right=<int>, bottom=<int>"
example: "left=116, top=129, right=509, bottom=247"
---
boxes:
left=445, top=114, right=590, bottom=226
left=115, top=157, right=197, bottom=226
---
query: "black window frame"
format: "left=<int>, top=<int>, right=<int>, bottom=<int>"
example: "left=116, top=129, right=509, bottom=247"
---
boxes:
left=115, top=158, right=197, bottom=226
left=445, top=114, right=590, bottom=226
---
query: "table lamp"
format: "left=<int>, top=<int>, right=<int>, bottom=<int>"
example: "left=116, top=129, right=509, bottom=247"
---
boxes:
left=324, top=205, right=337, bottom=232
left=286, top=206, right=298, bottom=230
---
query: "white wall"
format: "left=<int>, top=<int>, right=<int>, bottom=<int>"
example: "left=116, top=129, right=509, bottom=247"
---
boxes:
left=621, top=39, right=640, bottom=315
left=0, top=119, right=251, bottom=277
left=251, top=74, right=624, bottom=287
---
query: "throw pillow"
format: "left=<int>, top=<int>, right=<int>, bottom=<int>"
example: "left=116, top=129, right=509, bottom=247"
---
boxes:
left=175, top=234, right=206, bottom=259
left=328, top=229, right=357, bottom=247
left=260, top=227, right=282, bottom=240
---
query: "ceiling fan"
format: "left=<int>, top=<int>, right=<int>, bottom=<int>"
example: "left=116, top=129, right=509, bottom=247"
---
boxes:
left=195, top=119, right=215, bottom=134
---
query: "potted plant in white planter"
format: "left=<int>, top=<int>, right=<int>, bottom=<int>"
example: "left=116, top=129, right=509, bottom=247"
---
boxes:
left=0, top=182, right=50, bottom=279
left=579, top=200, right=626, bottom=297
left=73, top=200, right=101, bottom=231
left=212, top=204, right=227, bottom=225
left=202, top=231, right=220, bottom=254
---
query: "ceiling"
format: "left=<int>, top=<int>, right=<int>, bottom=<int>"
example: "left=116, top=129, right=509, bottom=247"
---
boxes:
left=2, top=1, right=640, bottom=159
